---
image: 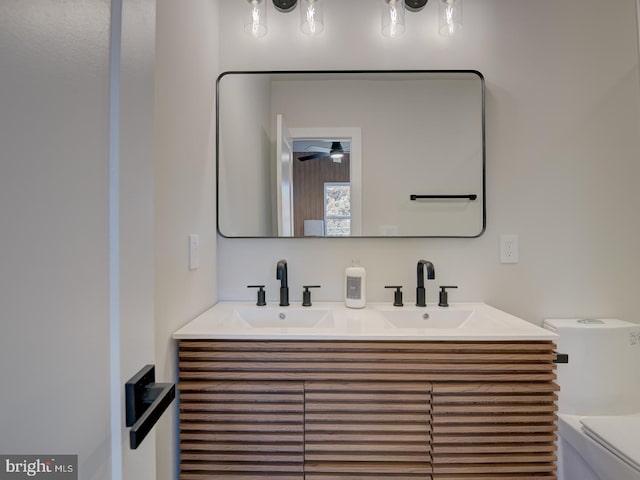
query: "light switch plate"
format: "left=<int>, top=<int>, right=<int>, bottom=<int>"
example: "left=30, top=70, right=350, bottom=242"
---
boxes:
left=189, top=234, right=200, bottom=270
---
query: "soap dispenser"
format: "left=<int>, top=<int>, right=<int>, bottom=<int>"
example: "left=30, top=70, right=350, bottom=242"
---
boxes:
left=344, top=259, right=366, bottom=309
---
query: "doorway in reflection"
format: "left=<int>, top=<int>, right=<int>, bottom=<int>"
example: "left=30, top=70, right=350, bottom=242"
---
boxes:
left=292, top=139, right=352, bottom=237
left=287, top=127, right=362, bottom=237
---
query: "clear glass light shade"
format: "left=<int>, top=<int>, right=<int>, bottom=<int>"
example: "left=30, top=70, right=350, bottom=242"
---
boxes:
left=244, top=0, right=267, bottom=38
left=381, top=0, right=405, bottom=38
left=439, top=0, right=462, bottom=37
left=300, top=0, right=324, bottom=35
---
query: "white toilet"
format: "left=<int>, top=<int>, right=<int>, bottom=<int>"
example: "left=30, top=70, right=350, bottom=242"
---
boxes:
left=543, top=318, right=640, bottom=480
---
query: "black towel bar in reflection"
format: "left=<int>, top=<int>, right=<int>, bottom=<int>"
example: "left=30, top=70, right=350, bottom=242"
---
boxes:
left=125, top=364, right=175, bottom=449
left=410, top=194, right=478, bottom=201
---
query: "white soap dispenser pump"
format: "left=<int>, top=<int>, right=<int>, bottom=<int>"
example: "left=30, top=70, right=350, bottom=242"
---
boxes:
left=344, top=259, right=366, bottom=309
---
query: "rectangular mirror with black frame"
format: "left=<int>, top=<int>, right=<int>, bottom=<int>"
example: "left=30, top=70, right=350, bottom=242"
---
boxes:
left=217, top=70, right=485, bottom=238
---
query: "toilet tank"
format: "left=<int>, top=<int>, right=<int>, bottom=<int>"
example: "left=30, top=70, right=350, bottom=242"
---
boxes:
left=544, top=318, right=640, bottom=415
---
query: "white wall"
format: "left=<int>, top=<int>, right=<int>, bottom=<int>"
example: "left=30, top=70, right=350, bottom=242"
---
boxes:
left=219, top=74, right=273, bottom=236
left=154, top=1, right=219, bottom=479
left=0, top=1, right=112, bottom=476
left=1, top=2, right=220, bottom=479
left=0, top=1, right=157, bottom=478
left=118, top=0, right=157, bottom=477
left=217, top=0, right=640, bottom=326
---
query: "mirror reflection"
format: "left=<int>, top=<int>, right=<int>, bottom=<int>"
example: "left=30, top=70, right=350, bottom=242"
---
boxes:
left=217, top=71, right=485, bottom=238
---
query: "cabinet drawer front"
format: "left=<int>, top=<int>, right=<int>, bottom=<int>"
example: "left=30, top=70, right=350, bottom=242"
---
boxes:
left=178, top=341, right=557, bottom=382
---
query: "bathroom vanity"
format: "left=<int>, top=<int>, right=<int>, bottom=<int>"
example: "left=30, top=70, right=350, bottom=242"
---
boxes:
left=174, top=303, right=559, bottom=479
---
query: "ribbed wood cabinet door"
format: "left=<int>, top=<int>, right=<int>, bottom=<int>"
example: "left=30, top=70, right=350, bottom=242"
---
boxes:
left=179, top=380, right=304, bottom=480
left=304, top=381, right=433, bottom=480
left=430, top=341, right=559, bottom=480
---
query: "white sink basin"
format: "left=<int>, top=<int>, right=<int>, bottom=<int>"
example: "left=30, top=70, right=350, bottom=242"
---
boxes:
left=173, top=301, right=559, bottom=341
left=234, top=308, right=333, bottom=328
left=379, top=308, right=474, bottom=329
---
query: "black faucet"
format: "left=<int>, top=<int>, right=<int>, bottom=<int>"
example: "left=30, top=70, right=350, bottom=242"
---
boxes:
left=416, top=260, right=435, bottom=307
left=276, top=259, right=289, bottom=306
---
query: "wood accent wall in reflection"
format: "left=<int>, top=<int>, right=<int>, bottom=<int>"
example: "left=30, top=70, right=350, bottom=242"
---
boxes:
left=293, top=153, right=350, bottom=237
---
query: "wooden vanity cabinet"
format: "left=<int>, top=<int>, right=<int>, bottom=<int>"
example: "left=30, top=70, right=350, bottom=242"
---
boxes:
left=178, top=340, right=558, bottom=480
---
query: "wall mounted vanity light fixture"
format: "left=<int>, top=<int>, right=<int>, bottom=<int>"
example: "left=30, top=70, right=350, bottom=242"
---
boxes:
left=438, top=0, right=463, bottom=37
left=404, top=0, right=429, bottom=12
left=300, top=0, right=324, bottom=35
left=381, top=0, right=406, bottom=38
left=245, top=0, right=458, bottom=39
left=245, top=0, right=268, bottom=38
left=273, top=0, right=298, bottom=13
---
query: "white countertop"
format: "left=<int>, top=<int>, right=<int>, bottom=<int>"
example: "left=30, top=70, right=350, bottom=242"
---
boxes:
left=173, top=302, right=558, bottom=341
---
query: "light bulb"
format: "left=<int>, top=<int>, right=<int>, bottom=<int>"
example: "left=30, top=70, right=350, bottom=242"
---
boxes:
left=439, top=0, right=462, bottom=37
left=245, top=0, right=267, bottom=38
left=381, top=0, right=405, bottom=38
left=301, top=0, right=324, bottom=35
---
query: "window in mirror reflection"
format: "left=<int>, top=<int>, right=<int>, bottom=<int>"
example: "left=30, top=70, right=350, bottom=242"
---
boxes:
left=324, top=183, right=351, bottom=237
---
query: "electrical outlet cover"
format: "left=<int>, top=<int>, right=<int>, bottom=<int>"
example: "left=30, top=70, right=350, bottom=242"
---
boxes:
left=500, top=234, right=519, bottom=264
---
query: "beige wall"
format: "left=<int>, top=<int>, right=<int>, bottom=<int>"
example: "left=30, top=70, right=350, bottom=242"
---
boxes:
left=154, top=1, right=219, bottom=478
left=217, top=0, right=640, bottom=326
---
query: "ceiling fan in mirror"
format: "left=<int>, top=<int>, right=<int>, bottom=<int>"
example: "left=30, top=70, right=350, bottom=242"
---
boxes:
left=296, top=141, right=349, bottom=162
